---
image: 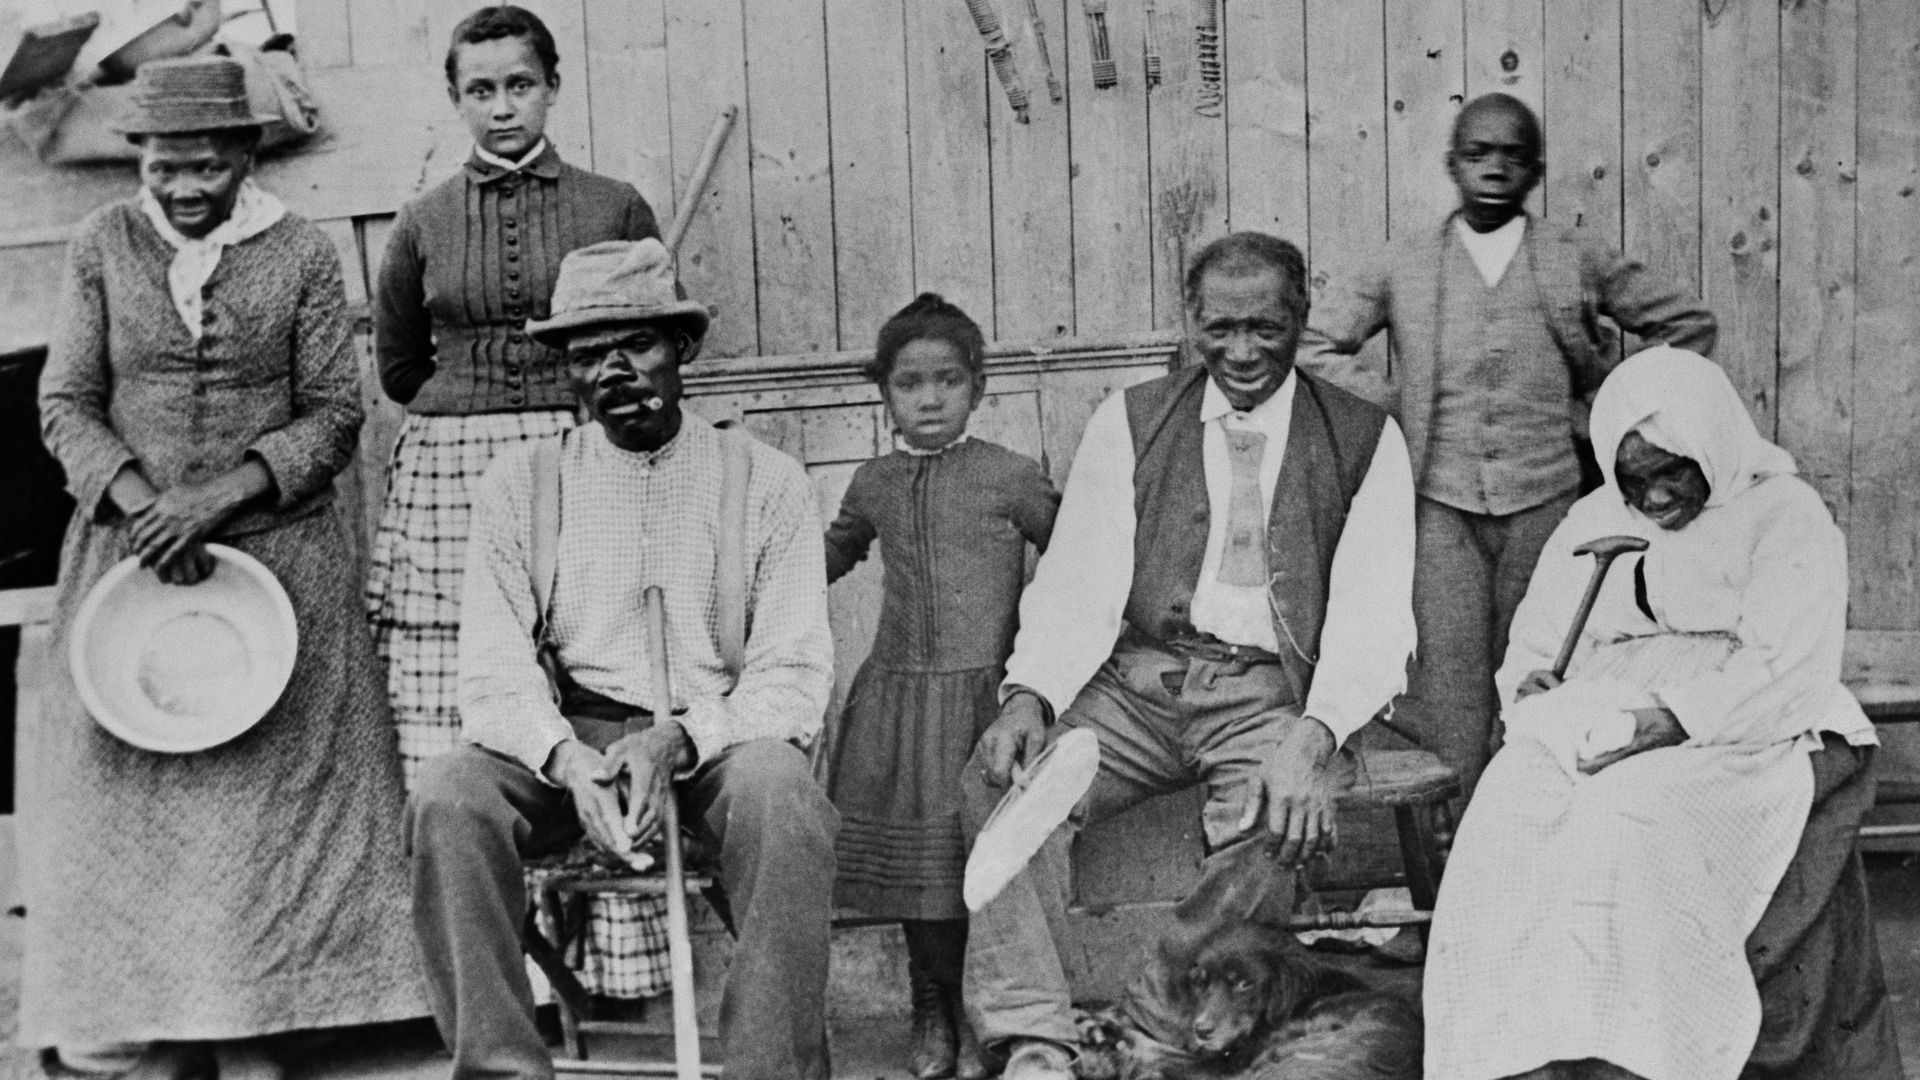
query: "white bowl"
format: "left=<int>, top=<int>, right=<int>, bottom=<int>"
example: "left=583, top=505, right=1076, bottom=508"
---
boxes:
left=69, top=543, right=297, bottom=753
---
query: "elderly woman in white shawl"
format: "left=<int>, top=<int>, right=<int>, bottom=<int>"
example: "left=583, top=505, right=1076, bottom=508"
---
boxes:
left=1422, top=347, right=1900, bottom=1080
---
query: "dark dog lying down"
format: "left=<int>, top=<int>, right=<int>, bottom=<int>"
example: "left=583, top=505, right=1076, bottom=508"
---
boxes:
left=1074, top=923, right=1421, bottom=1080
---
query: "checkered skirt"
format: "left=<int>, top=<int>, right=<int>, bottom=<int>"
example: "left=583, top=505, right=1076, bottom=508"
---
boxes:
left=367, top=409, right=670, bottom=998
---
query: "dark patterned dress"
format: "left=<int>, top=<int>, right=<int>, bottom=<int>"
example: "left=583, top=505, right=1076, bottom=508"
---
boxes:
left=823, top=438, right=1059, bottom=920
left=26, top=200, right=425, bottom=1047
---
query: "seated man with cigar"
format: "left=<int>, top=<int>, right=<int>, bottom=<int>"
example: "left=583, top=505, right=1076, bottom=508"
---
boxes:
left=406, top=239, right=838, bottom=1080
left=1424, top=348, right=1901, bottom=1080
left=962, top=232, right=1417, bottom=1080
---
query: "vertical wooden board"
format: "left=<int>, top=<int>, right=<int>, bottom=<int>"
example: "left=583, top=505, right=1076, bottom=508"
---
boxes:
left=1541, top=0, right=1622, bottom=238
left=1148, top=0, right=1231, bottom=331
left=298, top=0, right=355, bottom=69
left=807, top=458, right=883, bottom=750
left=1463, top=0, right=1544, bottom=217
left=1776, top=0, right=1857, bottom=527
left=905, top=0, right=995, bottom=332
left=825, top=0, right=913, bottom=349
left=1384, top=0, right=1465, bottom=237
left=1851, top=0, right=1920, bottom=628
left=1035, top=361, right=1170, bottom=483
left=665, top=0, right=758, bottom=358
left=744, top=0, right=838, bottom=355
left=967, top=390, right=1046, bottom=462
left=1224, top=0, right=1308, bottom=244
left=1620, top=0, right=1700, bottom=294
left=582, top=0, right=675, bottom=211
left=358, top=215, right=399, bottom=296
left=316, top=218, right=368, bottom=309
left=1067, top=0, right=1153, bottom=336
left=1465, top=0, right=1543, bottom=107
left=0, top=243, right=66, bottom=355
left=1698, top=0, right=1779, bottom=431
left=351, top=327, right=406, bottom=558
left=347, top=0, right=430, bottom=66
left=1303, top=0, right=1391, bottom=388
left=990, top=0, right=1075, bottom=342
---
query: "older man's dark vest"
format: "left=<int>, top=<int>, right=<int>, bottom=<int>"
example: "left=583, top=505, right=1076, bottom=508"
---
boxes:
left=1124, top=365, right=1387, bottom=701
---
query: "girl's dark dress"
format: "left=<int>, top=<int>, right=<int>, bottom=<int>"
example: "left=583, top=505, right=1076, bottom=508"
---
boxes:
left=824, top=437, right=1059, bottom=920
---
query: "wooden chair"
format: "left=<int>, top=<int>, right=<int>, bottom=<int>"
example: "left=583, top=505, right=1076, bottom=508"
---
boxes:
left=1288, top=748, right=1460, bottom=940
left=521, top=798, right=720, bottom=1080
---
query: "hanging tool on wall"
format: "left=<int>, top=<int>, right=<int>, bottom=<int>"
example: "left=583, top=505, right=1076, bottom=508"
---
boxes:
left=1192, top=0, right=1223, bottom=116
left=1025, top=0, right=1064, bottom=103
left=665, top=105, right=740, bottom=254
left=1082, top=0, right=1116, bottom=89
left=965, top=0, right=1031, bottom=122
left=1142, top=0, right=1163, bottom=88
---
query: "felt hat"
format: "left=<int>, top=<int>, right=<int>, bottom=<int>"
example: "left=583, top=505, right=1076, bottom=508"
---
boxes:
left=114, top=54, right=275, bottom=137
left=525, top=239, right=712, bottom=349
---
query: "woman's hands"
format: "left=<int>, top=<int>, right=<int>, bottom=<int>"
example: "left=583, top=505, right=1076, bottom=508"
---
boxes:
left=1516, top=669, right=1563, bottom=699
left=113, top=460, right=272, bottom=585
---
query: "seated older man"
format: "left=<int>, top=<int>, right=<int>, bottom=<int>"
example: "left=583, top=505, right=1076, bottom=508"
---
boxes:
left=1424, top=347, right=1902, bottom=1080
left=406, top=239, right=837, bottom=1080
left=962, top=232, right=1417, bottom=1080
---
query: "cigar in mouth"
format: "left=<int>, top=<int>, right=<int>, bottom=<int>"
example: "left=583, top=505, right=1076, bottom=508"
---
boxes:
left=641, top=395, right=664, bottom=411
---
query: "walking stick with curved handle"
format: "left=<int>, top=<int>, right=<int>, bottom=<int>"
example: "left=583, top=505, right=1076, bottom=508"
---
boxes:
left=1551, top=535, right=1651, bottom=680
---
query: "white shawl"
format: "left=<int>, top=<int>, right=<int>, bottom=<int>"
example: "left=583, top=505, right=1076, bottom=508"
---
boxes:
left=138, top=178, right=287, bottom=341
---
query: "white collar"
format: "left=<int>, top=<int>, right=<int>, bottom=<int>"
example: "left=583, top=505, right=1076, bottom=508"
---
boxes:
left=900, top=432, right=970, bottom=456
left=473, top=137, right=550, bottom=174
left=1199, top=368, right=1298, bottom=425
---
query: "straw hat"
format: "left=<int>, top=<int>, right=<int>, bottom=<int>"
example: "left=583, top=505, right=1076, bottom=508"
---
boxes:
left=525, top=239, right=712, bottom=350
left=114, top=54, right=275, bottom=137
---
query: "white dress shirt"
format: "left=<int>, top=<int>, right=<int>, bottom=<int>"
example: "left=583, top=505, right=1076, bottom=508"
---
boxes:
left=1453, top=213, right=1526, bottom=286
left=1001, top=370, right=1418, bottom=747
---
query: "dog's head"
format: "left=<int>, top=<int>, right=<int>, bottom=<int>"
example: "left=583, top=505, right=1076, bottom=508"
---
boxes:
left=1181, top=924, right=1318, bottom=1062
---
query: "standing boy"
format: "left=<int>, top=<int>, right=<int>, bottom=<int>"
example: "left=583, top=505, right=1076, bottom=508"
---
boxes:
left=1301, top=92, right=1716, bottom=797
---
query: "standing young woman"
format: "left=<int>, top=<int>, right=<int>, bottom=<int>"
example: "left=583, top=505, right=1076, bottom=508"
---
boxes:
left=369, top=5, right=671, bottom=1002
left=370, top=5, right=659, bottom=787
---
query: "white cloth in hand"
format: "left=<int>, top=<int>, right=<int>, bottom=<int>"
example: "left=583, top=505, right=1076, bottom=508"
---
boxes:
left=1505, top=677, right=1654, bottom=775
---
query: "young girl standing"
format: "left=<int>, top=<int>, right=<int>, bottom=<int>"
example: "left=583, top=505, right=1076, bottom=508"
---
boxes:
left=824, top=295, right=1059, bottom=1080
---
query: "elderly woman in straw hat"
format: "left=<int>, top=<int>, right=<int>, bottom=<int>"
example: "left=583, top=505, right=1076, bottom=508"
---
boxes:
left=31, top=56, right=424, bottom=1080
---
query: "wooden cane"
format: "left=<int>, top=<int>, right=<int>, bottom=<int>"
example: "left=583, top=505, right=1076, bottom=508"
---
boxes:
left=640, top=585, right=701, bottom=1080
left=1550, top=535, right=1651, bottom=680
left=663, top=106, right=740, bottom=255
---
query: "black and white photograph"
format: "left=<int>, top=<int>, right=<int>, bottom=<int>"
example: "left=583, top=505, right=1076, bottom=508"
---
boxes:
left=0, top=2, right=1915, bottom=1079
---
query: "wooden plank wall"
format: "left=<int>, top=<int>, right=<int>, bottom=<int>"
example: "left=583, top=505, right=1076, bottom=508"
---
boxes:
left=2, top=0, right=1917, bottom=638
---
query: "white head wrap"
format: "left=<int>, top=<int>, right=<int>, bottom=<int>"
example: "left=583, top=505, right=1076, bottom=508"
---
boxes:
left=1589, top=345, right=1798, bottom=509
left=139, top=177, right=287, bottom=341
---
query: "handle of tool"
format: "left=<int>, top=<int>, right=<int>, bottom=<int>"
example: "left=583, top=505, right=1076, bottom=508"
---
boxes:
left=641, top=586, right=701, bottom=1080
left=664, top=106, right=740, bottom=255
left=1550, top=556, right=1616, bottom=680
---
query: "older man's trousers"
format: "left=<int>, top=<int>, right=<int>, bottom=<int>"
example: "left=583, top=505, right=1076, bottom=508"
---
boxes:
left=960, top=638, right=1315, bottom=1052
left=406, top=739, right=837, bottom=1080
